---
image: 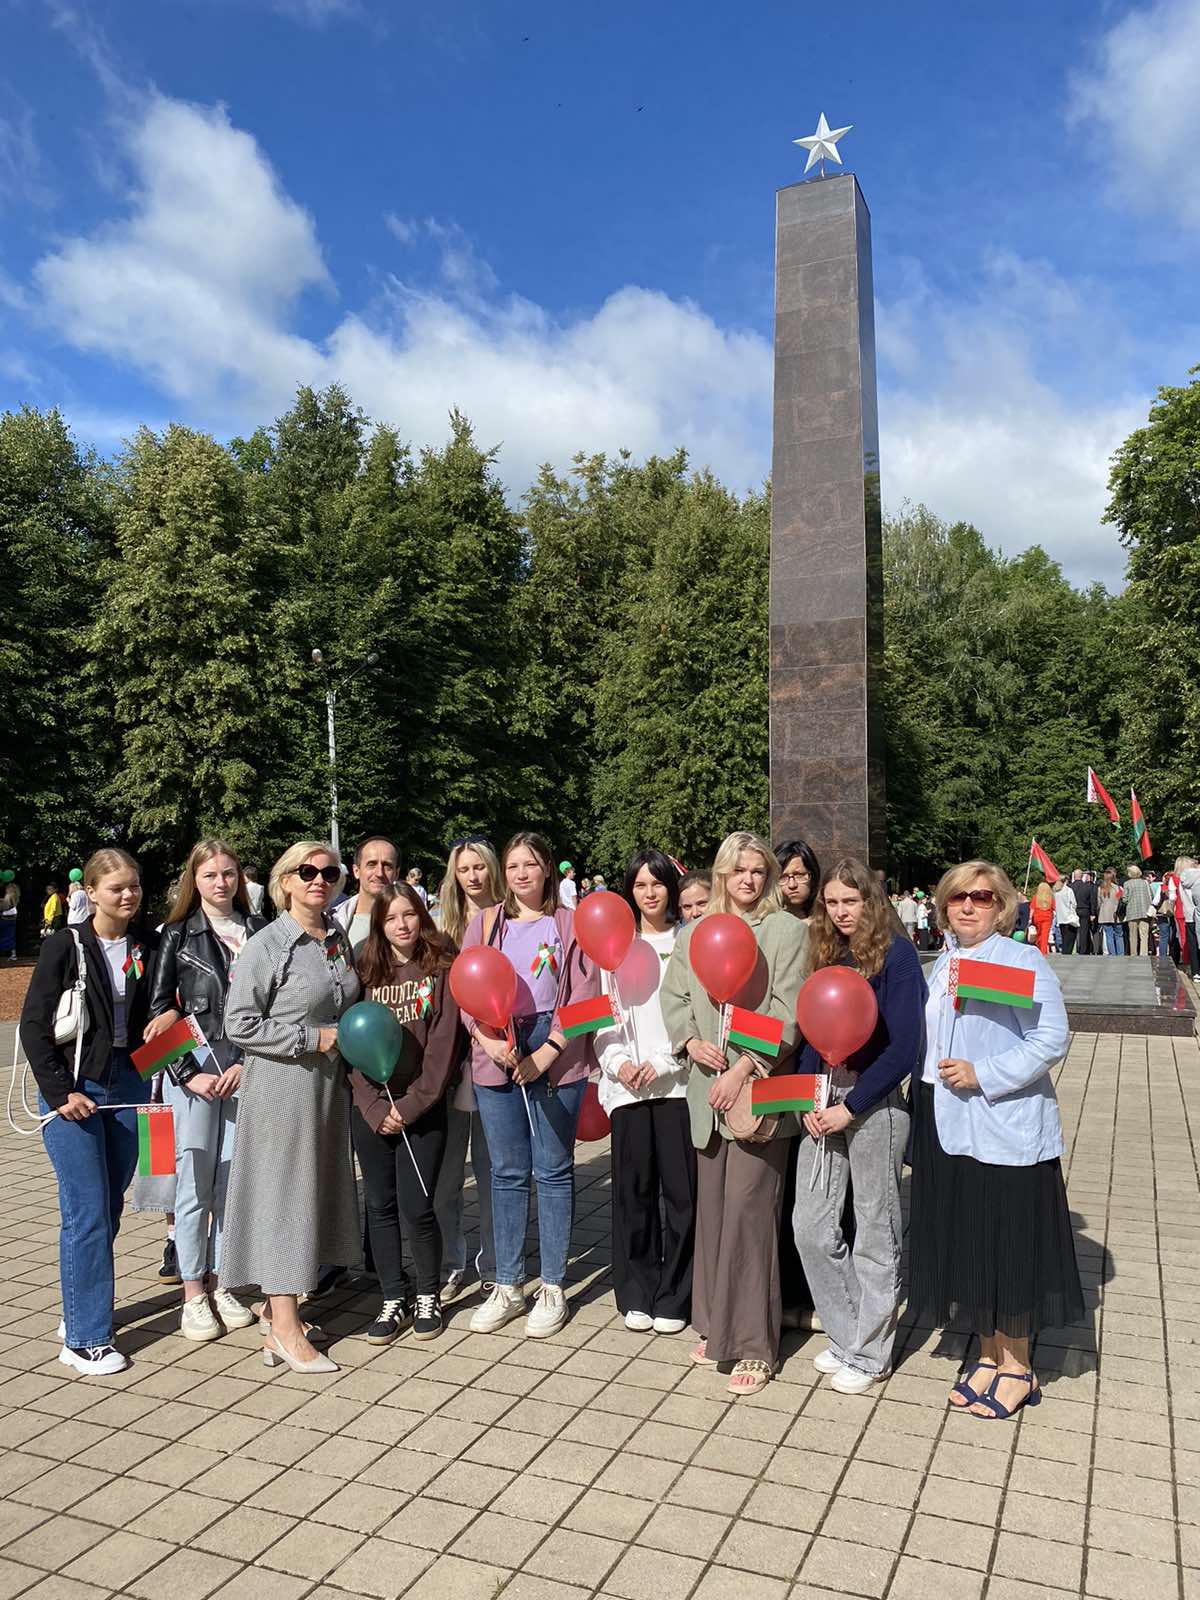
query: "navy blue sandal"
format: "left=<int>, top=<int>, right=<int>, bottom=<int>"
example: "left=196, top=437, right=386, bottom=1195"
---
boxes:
left=970, top=1369, right=1041, bottom=1420
left=948, top=1359, right=997, bottom=1408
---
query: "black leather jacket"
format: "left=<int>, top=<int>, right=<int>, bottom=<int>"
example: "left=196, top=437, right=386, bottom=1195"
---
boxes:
left=149, top=909, right=267, bottom=1077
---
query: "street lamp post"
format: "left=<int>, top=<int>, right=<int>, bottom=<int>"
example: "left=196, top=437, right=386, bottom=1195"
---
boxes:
left=311, top=649, right=379, bottom=860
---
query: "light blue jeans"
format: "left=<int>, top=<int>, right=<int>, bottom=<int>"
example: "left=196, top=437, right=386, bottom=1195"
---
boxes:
left=166, top=1080, right=238, bottom=1282
left=434, top=1103, right=495, bottom=1281
left=475, top=1016, right=584, bottom=1289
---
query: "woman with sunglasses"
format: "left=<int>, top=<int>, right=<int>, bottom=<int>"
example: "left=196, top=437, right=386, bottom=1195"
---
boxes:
left=433, top=836, right=502, bottom=1304
left=220, top=842, right=362, bottom=1375
left=908, top=860, right=1080, bottom=1421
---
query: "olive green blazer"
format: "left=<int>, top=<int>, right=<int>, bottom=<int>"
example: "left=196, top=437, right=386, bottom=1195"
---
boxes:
left=660, top=909, right=808, bottom=1149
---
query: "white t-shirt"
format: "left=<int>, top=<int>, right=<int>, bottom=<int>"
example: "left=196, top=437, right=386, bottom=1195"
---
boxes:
left=245, top=881, right=265, bottom=915
left=66, top=888, right=89, bottom=925
left=208, top=911, right=248, bottom=969
left=98, top=935, right=128, bottom=1047
left=559, top=877, right=578, bottom=910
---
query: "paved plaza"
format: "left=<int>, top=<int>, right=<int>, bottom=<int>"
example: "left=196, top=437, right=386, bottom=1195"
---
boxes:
left=1, top=1024, right=1199, bottom=1600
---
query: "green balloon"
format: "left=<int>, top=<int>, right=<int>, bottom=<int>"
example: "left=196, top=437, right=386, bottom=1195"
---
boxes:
left=0, top=870, right=14, bottom=883
left=69, top=868, right=83, bottom=882
left=1012, top=929, right=1027, bottom=942
left=337, top=1001, right=405, bottom=1084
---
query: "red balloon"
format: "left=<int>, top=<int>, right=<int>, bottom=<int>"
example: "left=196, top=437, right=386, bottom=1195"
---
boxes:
left=796, top=968, right=878, bottom=1066
left=612, top=937, right=662, bottom=1008
left=574, top=890, right=636, bottom=972
left=576, top=1080, right=612, bottom=1142
left=688, top=913, right=759, bottom=1003
left=449, top=948, right=517, bottom=1031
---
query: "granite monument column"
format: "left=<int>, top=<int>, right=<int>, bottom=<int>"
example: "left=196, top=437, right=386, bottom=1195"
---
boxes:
left=768, top=171, right=885, bottom=869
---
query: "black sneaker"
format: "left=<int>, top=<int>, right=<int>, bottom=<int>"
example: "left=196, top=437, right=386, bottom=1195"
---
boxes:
left=366, top=1297, right=412, bottom=1345
left=413, top=1294, right=442, bottom=1341
left=59, top=1343, right=128, bottom=1376
left=158, top=1240, right=181, bottom=1285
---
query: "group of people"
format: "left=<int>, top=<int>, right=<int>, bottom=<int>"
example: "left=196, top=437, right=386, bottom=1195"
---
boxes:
left=1026, top=862, right=1200, bottom=973
left=21, top=826, right=1082, bottom=1426
left=892, top=888, right=942, bottom=950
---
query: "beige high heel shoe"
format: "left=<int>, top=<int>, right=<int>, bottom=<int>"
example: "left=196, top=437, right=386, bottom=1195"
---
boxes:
left=262, top=1332, right=338, bottom=1374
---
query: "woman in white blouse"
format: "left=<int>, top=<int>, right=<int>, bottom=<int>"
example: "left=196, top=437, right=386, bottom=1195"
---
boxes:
left=907, top=859, right=1082, bottom=1421
left=596, top=850, right=694, bottom=1336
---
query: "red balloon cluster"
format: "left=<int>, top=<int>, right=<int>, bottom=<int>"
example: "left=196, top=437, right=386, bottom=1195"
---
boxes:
left=796, top=968, right=878, bottom=1066
left=449, top=948, right=517, bottom=1030
left=688, top=913, right=759, bottom=1002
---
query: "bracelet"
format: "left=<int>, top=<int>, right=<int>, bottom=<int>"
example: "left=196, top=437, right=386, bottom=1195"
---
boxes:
left=543, top=1038, right=563, bottom=1057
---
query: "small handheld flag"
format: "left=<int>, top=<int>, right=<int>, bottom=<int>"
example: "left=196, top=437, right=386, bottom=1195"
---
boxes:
left=122, top=946, right=145, bottom=980
left=559, top=995, right=617, bottom=1039
left=949, top=956, right=1036, bottom=1010
left=726, top=1007, right=785, bottom=1058
left=751, top=1073, right=818, bottom=1114
left=131, top=1015, right=211, bottom=1080
left=1029, top=839, right=1059, bottom=881
left=1086, top=768, right=1119, bottom=825
left=136, top=1106, right=175, bottom=1177
left=1131, top=790, right=1152, bottom=861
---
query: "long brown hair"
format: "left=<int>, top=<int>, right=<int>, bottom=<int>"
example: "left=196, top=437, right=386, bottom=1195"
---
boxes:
left=166, top=839, right=252, bottom=924
left=357, top=883, right=454, bottom=987
left=806, top=858, right=895, bottom=980
left=501, top=831, right=559, bottom=918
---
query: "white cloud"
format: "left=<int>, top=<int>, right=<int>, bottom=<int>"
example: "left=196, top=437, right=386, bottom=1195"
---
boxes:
left=1069, top=0, right=1200, bottom=230
left=0, top=97, right=52, bottom=211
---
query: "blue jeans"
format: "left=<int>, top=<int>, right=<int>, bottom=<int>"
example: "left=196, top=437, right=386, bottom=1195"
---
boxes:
left=166, top=1081, right=238, bottom=1282
left=1102, top=924, right=1121, bottom=955
left=1158, top=918, right=1171, bottom=959
left=475, top=1014, right=584, bottom=1288
left=40, top=1053, right=149, bottom=1347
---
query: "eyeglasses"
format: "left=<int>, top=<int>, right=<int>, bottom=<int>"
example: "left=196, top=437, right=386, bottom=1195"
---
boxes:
left=448, top=835, right=491, bottom=852
left=293, top=863, right=341, bottom=884
left=947, top=889, right=996, bottom=908
left=780, top=872, right=811, bottom=885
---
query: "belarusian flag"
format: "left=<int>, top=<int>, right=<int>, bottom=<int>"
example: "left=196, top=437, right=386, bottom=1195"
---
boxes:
left=136, top=1106, right=175, bottom=1177
left=751, top=1073, right=818, bottom=1114
left=949, top=956, right=1036, bottom=1010
left=130, top=1016, right=209, bottom=1080
left=1030, top=839, right=1059, bottom=881
left=559, top=995, right=617, bottom=1039
left=1131, top=790, right=1152, bottom=861
left=1086, top=768, right=1119, bottom=825
left=726, top=1006, right=784, bottom=1058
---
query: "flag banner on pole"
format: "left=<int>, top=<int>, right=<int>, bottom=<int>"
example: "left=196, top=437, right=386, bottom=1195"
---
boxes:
left=130, top=1015, right=211, bottom=1080
left=949, top=956, right=1036, bottom=1010
left=136, top=1106, right=175, bottom=1177
left=726, top=1007, right=785, bottom=1058
left=559, top=995, right=617, bottom=1039
left=1131, top=790, right=1152, bottom=861
left=1086, top=767, right=1119, bottom=825
left=1030, top=839, right=1059, bottom=880
left=751, top=1073, right=818, bottom=1114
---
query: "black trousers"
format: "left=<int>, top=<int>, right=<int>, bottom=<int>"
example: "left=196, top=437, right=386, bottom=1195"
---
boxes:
left=352, top=1103, right=446, bottom=1297
left=1077, top=918, right=1093, bottom=955
left=1059, top=925, right=1077, bottom=955
left=609, top=1099, right=696, bottom=1320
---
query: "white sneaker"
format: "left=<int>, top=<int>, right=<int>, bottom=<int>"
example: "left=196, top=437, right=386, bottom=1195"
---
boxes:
left=59, top=1343, right=128, bottom=1376
left=212, top=1289, right=255, bottom=1329
left=469, top=1284, right=526, bottom=1334
left=526, top=1284, right=567, bottom=1339
left=624, top=1310, right=653, bottom=1332
left=813, top=1347, right=845, bottom=1374
left=180, top=1296, right=221, bottom=1342
left=652, top=1316, right=687, bottom=1334
left=831, top=1365, right=887, bottom=1394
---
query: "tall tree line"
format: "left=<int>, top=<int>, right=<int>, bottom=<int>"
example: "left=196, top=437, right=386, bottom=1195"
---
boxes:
left=1, top=373, right=1196, bottom=910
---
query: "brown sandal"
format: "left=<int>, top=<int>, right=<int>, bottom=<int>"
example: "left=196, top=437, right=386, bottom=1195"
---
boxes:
left=727, top=1359, right=775, bottom=1396
left=690, top=1341, right=717, bottom=1367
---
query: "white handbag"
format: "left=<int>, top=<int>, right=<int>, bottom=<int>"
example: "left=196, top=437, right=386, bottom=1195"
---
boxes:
left=53, top=929, right=89, bottom=1047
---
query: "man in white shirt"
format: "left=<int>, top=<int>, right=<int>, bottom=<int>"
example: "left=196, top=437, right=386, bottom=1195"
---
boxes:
left=334, top=836, right=399, bottom=954
left=897, top=891, right=918, bottom=943
left=243, top=866, right=266, bottom=917
left=1053, top=878, right=1080, bottom=955
left=558, top=861, right=578, bottom=910
left=66, top=872, right=90, bottom=926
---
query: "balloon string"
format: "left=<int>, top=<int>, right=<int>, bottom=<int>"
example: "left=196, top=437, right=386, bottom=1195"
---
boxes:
left=506, top=1018, right=539, bottom=1148
left=385, top=1083, right=429, bottom=1199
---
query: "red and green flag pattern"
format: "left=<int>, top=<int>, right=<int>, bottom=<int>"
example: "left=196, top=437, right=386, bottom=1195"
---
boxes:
left=122, top=945, right=145, bottom=980
left=137, top=1106, right=175, bottom=1177
left=1029, top=838, right=1059, bottom=881
left=751, top=1073, right=818, bottom=1114
left=559, top=995, right=617, bottom=1039
left=130, top=1016, right=208, bottom=1080
left=1131, top=790, right=1152, bottom=861
left=726, top=1006, right=784, bottom=1058
left=1087, top=767, right=1119, bottom=825
left=949, top=956, right=1036, bottom=1010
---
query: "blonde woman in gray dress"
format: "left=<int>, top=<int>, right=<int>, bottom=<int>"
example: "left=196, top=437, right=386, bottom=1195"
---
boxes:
left=222, top=841, right=361, bottom=1374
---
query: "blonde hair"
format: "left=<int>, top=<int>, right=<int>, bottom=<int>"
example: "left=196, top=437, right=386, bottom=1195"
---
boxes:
left=167, top=838, right=251, bottom=924
left=501, top=832, right=560, bottom=918
left=1126, top=864, right=1142, bottom=879
left=933, top=860, right=1018, bottom=936
left=83, top=848, right=140, bottom=888
left=708, top=831, right=782, bottom=919
left=441, top=840, right=502, bottom=949
left=1032, top=880, right=1055, bottom=910
left=270, top=841, right=345, bottom=911
left=806, top=858, right=894, bottom=979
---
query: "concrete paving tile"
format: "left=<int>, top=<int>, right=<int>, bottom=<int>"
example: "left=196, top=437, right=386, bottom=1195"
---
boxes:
left=255, top=1521, right=363, bottom=1581
left=604, top=1545, right=704, bottom=1600
left=525, top=1527, right=625, bottom=1588
left=378, top=1495, right=476, bottom=1552
left=320, top=1538, right=433, bottom=1599
left=126, top=1547, right=244, bottom=1599
left=799, top=1535, right=891, bottom=1598
left=1085, top=1548, right=1180, bottom=1600
left=449, top=1510, right=546, bottom=1567
left=401, top=1553, right=509, bottom=1600
left=992, top=1530, right=1082, bottom=1591
left=888, top=1556, right=985, bottom=1600
left=902, top=1511, right=993, bottom=1569
left=562, top=1490, right=653, bottom=1543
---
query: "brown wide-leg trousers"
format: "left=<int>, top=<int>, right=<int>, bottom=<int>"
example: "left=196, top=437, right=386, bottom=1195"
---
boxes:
left=693, top=1131, right=789, bottom=1365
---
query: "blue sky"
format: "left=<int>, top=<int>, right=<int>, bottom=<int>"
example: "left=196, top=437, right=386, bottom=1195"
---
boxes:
left=2, top=0, right=1198, bottom=587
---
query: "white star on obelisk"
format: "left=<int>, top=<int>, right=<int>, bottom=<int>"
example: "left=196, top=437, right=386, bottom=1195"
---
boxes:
left=793, top=112, right=853, bottom=175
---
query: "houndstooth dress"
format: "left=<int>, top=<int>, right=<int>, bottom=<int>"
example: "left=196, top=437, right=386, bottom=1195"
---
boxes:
left=219, top=912, right=362, bottom=1295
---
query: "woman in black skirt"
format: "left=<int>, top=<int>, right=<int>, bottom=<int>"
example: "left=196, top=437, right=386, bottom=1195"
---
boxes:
left=908, top=859, right=1082, bottom=1420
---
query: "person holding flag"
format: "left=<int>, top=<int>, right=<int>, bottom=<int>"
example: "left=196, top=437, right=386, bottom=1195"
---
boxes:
left=909, top=860, right=1080, bottom=1421
left=594, top=849, right=694, bottom=1337
left=19, top=848, right=160, bottom=1375
left=145, top=840, right=266, bottom=1342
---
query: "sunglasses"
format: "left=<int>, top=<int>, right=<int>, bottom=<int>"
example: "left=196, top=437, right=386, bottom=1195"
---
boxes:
left=293, top=863, right=341, bottom=884
left=448, top=835, right=491, bottom=852
left=947, top=889, right=996, bottom=907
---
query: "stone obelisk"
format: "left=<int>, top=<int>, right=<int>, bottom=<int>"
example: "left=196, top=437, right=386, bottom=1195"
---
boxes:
left=768, top=171, right=885, bottom=868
